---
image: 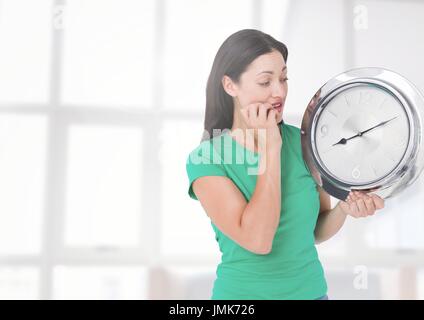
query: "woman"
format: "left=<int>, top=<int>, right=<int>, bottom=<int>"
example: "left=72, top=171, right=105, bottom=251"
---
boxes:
left=185, top=29, right=385, bottom=300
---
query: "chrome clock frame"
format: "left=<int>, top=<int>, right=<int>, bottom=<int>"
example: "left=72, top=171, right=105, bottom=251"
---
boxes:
left=301, top=67, right=424, bottom=200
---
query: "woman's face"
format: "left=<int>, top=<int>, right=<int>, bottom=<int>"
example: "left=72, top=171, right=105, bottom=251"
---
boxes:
left=227, top=50, right=288, bottom=121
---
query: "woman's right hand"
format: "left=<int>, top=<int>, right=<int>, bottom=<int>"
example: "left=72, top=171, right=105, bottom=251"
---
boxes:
left=240, top=103, right=282, bottom=153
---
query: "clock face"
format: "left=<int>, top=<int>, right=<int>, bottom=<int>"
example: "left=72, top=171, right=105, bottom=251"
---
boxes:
left=314, top=84, right=410, bottom=185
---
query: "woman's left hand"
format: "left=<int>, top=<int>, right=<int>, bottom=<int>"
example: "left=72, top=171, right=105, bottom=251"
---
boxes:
left=338, top=191, right=385, bottom=218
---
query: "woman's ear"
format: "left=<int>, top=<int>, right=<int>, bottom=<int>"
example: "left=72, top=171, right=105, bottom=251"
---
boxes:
left=222, top=75, right=238, bottom=97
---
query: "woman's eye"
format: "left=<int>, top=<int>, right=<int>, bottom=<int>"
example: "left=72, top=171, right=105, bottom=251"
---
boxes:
left=259, top=78, right=288, bottom=87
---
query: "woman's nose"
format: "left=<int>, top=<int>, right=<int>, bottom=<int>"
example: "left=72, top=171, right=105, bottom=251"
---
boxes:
left=272, top=83, right=286, bottom=98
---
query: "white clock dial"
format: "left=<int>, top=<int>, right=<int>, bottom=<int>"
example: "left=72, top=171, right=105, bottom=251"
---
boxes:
left=314, top=85, right=410, bottom=185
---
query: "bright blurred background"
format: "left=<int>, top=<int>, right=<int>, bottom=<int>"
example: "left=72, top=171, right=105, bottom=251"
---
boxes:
left=0, top=0, right=424, bottom=300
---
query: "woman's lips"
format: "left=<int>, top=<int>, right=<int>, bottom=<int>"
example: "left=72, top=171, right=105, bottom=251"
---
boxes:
left=272, top=103, right=282, bottom=112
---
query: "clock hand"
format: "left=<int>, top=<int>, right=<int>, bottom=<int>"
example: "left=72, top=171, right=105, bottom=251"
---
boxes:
left=358, top=116, right=398, bottom=136
left=332, top=116, right=398, bottom=146
left=332, top=137, right=348, bottom=146
left=332, top=131, right=362, bottom=146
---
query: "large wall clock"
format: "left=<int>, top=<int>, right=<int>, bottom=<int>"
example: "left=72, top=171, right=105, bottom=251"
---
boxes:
left=301, top=68, right=424, bottom=200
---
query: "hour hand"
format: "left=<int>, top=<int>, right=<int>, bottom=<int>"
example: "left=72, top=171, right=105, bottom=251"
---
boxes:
left=332, top=132, right=360, bottom=146
left=332, top=138, right=347, bottom=146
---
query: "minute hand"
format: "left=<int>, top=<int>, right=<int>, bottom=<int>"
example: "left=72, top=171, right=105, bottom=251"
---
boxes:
left=358, top=116, right=398, bottom=136
left=332, top=116, right=398, bottom=146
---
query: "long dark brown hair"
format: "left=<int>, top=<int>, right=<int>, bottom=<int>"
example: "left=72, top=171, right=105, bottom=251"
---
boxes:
left=202, top=29, right=288, bottom=142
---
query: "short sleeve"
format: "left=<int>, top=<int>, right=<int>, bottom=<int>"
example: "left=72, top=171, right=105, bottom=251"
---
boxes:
left=185, top=142, right=227, bottom=201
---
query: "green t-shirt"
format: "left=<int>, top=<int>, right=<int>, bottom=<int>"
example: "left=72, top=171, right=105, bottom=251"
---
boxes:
left=185, top=122, right=327, bottom=300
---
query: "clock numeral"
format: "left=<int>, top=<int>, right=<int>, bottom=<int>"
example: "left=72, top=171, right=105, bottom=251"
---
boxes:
left=344, top=94, right=350, bottom=107
left=352, top=166, right=361, bottom=179
left=327, top=109, right=338, bottom=118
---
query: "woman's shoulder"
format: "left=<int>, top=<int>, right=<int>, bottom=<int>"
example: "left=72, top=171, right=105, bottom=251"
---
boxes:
left=187, top=139, right=210, bottom=158
left=281, top=122, right=300, bottom=132
left=186, top=134, right=226, bottom=165
left=281, top=122, right=302, bottom=141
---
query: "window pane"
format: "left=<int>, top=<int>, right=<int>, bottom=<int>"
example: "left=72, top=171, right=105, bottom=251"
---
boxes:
left=162, top=0, right=254, bottom=110
left=0, top=115, right=47, bottom=255
left=0, top=0, right=51, bottom=103
left=159, top=120, right=220, bottom=259
left=61, top=0, right=156, bottom=107
left=64, top=124, right=143, bottom=248
left=53, top=266, right=148, bottom=299
left=0, top=267, right=39, bottom=299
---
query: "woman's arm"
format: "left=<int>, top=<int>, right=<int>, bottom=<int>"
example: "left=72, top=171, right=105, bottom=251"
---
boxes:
left=314, top=187, right=347, bottom=244
left=240, top=146, right=281, bottom=253
left=314, top=187, right=385, bottom=244
left=192, top=146, right=281, bottom=255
